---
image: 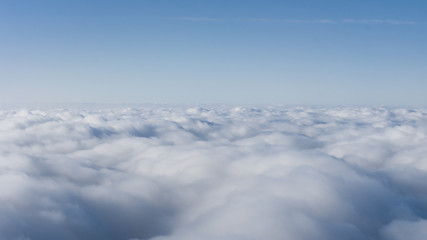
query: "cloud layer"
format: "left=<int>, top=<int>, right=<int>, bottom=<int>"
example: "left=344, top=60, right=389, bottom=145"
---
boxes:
left=1, top=106, right=427, bottom=240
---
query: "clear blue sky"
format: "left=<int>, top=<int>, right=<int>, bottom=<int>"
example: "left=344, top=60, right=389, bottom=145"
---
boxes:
left=1, top=0, right=426, bottom=105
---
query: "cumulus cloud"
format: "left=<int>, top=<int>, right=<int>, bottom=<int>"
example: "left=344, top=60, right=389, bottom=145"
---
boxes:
left=1, top=106, right=427, bottom=240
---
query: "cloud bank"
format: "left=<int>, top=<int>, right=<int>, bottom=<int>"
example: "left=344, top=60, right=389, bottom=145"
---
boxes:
left=1, top=106, right=427, bottom=240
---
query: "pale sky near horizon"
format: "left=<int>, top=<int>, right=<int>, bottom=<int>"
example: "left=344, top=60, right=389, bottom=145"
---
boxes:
left=1, top=0, right=426, bottom=105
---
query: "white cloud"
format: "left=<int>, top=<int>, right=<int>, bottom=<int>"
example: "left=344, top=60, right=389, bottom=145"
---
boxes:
left=342, top=19, right=416, bottom=25
left=1, top=106, right=427, bottom=239
left=176, top=17, right=219, bottom=22
left=174, top=17, right=417, bottom=25
left=381, top=219, right=427, bottom=240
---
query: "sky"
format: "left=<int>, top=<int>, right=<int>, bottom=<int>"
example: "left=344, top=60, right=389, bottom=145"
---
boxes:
left=1, top=0, right=426, bottom=105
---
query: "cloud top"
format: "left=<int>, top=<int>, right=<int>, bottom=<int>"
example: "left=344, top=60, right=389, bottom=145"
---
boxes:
left=1, top=106, right=427, bottom=240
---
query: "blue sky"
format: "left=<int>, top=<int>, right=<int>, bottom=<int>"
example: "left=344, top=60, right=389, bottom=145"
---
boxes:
left=1, top=0, right=426, bottom=105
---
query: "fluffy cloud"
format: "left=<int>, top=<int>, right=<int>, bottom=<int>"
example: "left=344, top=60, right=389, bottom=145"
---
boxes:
left=1, top=106, right=427, bottom=240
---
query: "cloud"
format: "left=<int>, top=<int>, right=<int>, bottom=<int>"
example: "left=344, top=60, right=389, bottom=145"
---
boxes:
left=236, top=18, right=335, bottom=24
left=174, top=17, right=417, bottom=25
left=174, top=17, right=219, bottom=22
left=381, top=219, right=427, bottom=240
left=342, top=19, right=416, bottom=25
left=1, top=106, right=427, bottom=239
